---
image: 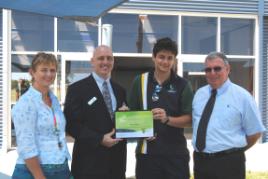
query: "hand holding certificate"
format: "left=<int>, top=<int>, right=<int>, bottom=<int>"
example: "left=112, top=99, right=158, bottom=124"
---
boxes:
left=115, top=111, right=154, bottom=138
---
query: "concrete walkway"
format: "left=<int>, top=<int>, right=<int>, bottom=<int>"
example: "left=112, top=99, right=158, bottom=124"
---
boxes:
left=1, top=141, right=268, bottom=179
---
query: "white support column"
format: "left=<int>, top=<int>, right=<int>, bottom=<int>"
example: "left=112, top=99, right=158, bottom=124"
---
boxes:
left=2, top=9, right=11, bottom=153
left=177, top=15, right=183, bottom=77
left=101, top=24, right=113, bottom=47
left=53, top=17, right=58, bottom=96
left=217, top=17, right=221, bottom=52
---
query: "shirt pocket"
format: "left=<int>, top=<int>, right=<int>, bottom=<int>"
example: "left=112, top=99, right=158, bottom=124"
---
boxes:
left=217, top=104, right=242, bottom=129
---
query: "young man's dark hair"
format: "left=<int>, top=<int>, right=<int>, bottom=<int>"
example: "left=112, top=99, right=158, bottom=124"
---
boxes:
left=152, top=37, right=178, bottom=57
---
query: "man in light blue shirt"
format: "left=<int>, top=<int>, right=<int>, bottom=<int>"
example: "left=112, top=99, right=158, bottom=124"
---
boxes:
left=192, top=52, right=265, bottom=179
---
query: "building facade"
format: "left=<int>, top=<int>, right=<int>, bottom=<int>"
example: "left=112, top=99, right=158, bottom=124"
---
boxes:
left=0, top=0, right=267, bottom=153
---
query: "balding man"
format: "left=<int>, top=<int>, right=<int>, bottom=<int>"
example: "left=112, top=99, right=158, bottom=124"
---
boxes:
left=64, top=45, right=127, bottom=179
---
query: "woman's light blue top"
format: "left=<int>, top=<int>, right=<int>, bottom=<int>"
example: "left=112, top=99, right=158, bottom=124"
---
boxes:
left=12, top=86, right=71, bottom=164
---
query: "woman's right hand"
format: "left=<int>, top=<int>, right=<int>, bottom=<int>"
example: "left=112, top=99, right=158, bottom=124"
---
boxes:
left=25, top=157, right=46, bottom=179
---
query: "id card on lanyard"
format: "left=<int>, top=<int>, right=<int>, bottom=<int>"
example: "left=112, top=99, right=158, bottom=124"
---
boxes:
left=51, top=108, right=62, bottom=149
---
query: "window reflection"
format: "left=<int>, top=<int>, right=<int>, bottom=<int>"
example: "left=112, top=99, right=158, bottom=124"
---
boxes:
left=58, top=19, right=98, bottom=52
left=102, top=14, right=178, bottom=53
left=102, top=14, right=139, bottom=53
left=182, top=16, right=217, bottom=54
left=139, top=15, right=178, bottom=53
left=65, top=61, right=92, bottom=87
left=221, top=18, right=254, bottom=55
left=11, top=55, right=32, bottom=103
left=11, top=11, right=54, bottom=51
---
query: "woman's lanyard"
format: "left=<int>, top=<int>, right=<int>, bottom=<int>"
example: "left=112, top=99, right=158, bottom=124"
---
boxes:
left=51, top=107, right=63, bottom=150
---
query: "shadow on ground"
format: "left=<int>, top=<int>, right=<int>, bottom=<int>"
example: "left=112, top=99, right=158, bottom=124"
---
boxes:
left=0, top=172, right=10, bottom=179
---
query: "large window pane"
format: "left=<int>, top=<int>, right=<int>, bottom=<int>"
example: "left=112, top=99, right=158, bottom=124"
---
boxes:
left=229, top=59, right=254, bottom=94
left=66, top=61, right=91, bottom=86
left=102, top=14, right=138, bottom=53
left=11, top=11, right=54, bottom=51
left=221, top=18, right=254, bottom=55
left=11, top=54, right=32, bottom=103
left=182, top=16, right=217, bottom=54
left=58, top=19, right=98, bottom=52
left=102, top=14, right=178, bottom=53
left=183, top=59, right=254, bottom=94
left=183, top=63, right=206, bottom=93
left=140, top=15, right=178, bottom=53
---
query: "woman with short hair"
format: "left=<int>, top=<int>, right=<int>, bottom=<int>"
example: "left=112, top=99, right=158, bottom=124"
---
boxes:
left=12, top=52, right=71, bottom=179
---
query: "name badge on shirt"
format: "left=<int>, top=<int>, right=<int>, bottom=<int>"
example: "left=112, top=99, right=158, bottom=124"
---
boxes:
left=88, top=97, right=97, bottom=106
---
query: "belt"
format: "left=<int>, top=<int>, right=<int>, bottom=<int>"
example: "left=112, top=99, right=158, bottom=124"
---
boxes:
left=194, top=148, right=245, bottom=158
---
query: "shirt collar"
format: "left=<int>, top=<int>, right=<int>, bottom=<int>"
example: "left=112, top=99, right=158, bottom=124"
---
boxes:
left=208, top=78, right=231, bottom=95
left=149, top=70, right=176, bottom=86
left=92, top=72, right=112, bottom=93
left=92, top=72, right=111, bottom=84
left=28, top=86, right=54, bottom=101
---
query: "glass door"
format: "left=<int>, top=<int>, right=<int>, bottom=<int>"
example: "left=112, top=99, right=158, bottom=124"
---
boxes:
left=180, top=55, right=207, bottom=93
left=183, top=62, right=207, bottom=93
left=60, top=53, right=92, bottom=105
left=180, top=56, right=207, bottom=139
left=181, top=58, right=254, bottom=94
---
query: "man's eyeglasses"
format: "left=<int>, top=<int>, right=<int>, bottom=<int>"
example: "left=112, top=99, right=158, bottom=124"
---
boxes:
left=204, top=66, right=222, bottom=73
left=152, top=84, right=162, bottom=102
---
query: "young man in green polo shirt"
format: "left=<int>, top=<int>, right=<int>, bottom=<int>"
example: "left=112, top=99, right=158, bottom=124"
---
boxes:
left=128, top=37, right=193, bottom=179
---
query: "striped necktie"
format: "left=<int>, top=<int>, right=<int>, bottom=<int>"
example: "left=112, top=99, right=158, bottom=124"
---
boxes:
left=102, top=81, right=114, bottom=120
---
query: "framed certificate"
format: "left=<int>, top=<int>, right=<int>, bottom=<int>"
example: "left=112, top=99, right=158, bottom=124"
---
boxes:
left=115, top=111, right=154, bottom=138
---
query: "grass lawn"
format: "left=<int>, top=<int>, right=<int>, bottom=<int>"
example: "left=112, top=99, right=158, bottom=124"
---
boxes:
left=189, top=172, right=268, bottom=179
left=246, top=171, right=268, bottom=179
left=127, top=172, right=268, bottom=179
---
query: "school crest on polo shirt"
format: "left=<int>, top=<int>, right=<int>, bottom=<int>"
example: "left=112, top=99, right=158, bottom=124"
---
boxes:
left=167, top=84, right=176, bottom=93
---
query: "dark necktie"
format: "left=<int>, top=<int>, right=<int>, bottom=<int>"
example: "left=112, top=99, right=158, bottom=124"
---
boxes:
left=196, top=89, right=217, bottom=152
left=102, top=81, right=114, bottom=120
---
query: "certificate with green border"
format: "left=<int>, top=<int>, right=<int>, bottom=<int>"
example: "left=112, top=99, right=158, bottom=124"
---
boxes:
left=115, top=111, right=154, bottom=138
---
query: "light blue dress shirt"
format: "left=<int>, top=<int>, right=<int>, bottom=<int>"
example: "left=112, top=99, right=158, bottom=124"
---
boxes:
left=192, top=79, right=266, bottom=153
left=92, top=72, right=117, bottom=112
left=12, top=86, right=71, bottom=164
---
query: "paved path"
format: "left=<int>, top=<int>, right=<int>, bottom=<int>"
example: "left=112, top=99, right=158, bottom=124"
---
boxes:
left=1, top=141, right=268, bottom=179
